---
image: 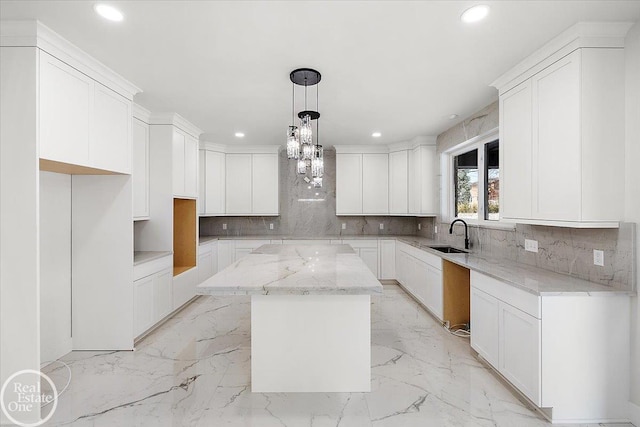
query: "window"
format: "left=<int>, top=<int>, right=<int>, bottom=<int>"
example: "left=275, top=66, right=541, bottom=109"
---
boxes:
left=454, top=149, right=478, bottom=220
left=442, top=128, right=501, bottom=226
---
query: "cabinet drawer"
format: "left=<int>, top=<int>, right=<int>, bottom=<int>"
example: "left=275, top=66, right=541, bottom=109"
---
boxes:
left=198, top=242, right=214, bottom=256
left=471, top=271, right=540, bottom=319
left=134, top=255, right=173, bottom=281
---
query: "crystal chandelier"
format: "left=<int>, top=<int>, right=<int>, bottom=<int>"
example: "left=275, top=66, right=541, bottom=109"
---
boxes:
left=287, top=68, right=322, bottom=186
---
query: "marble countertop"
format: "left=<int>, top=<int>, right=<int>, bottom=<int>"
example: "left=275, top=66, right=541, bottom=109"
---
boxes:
left=199, top=236, right=218, bottom=245
left=394, top=236, right=632, bottom=296
left=134, top=251, right=173, bottom=266
left=198, top=234, right=632, bottom=296
left=197, top=244, right=383, bottom=296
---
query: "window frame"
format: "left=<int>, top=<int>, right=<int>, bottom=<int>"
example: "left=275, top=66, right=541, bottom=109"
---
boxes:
left=441, top=127, right=512, bottom=229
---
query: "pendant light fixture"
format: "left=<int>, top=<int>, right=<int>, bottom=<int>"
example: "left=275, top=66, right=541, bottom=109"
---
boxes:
left=288, top=68, right=321, bottom=184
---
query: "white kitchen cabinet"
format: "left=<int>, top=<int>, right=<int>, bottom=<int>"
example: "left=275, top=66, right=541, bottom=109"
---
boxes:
left=217, top=240, right=235, bottom=271
left=134, top=275, right=155, bottom=338
left=336, top=153, right=363, bottom=215
left=39, top=50, right=92, bottom=167
left=470, top=287, right=500, bottom=367
left=500, top=80, right=532, bottom=220
left=388, top=150, right=408, bottom=215
left=132, top=118, right=150, bottom=220
left=378, top=239, right=396, bottom=280
left=394, top=242, right=443, bottom=320
left=133, top=255, right=173, bottom=338
left=343, top=240, right=379, bottom=277
left=198, top=242, right=215, bottom=284
left=225, top=154, right=253, bottom=214
left=252, top=154, right=279, bottom=215
left=408, top=145, right=437, bottom=216
left=362, top=154, right=389, bottom=214
left=173, top=129, right=198, bottom=198
left=234, top=240, right=270, bottom=261
left=200, top=150, right=225, bottom=215
left=494, top=38, right=626, bottom=227
left=38, top=50, right=132, bottom=174
left=92, top=82, right=131, bottom=173
left=499, top=301, right=541, bottom=404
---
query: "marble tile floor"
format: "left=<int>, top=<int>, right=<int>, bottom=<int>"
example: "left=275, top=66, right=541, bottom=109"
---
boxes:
left=41, top=285, right=633, bottom=427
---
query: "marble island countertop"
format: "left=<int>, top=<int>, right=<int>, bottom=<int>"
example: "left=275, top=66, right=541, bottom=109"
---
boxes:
left=198, top=234, right=633, bottom=297
left=197, top=244, right=383, bottom=296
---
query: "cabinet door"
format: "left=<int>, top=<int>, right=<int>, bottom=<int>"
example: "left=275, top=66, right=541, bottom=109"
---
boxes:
left=532, top=51, right=581, bottom=221
left=408, top=147, right=419, bottom=214
left=336, top=154, right=363, bottom=214
left=425, top=264, right=443, bottom=320
left=39, top=50, right=92, bottom=166
left=204, top=151, right=225, bottom=215
left=132, top=119, right=149, bottom=219
left=499, top=302, right=541, bottom=405
left=359, top=247, right=378, bottom=277
left=134, top=276, right=155, bottom=336
left=155, top=268, right=173, bottom=320
left=184, top=135, right=198, bottom=198
left=217, top=240, right=235, bottom=271
left=417, top=146, right=437, bottom=214
left=389, top=150, right=408, bottom=214
left=226, top=154, right=252, bottom=214
left=198, top=251, right=214, bottom=283
left=362, top=153, right=389, bottom=214
left=92, top=83, right=132, bottom=173
left=172, top=130, right=186, bottom=197
left=500, top=80, right=533, bottom=219
left=252, top=154, right=279, bottom=215
left=470, top=287, right=499, bottom=368
left=379, top=240, right=396, bottom=280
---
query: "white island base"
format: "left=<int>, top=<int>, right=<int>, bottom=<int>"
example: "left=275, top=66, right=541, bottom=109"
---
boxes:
left=251, top=294, right=371, bottom=392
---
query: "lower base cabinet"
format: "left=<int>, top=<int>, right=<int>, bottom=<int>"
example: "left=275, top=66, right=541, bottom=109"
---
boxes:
left=133, top=255, right=173, bottom=338
left=198, top=241, right=218, bottom=284
left=471, top=271, right=629, bottom=422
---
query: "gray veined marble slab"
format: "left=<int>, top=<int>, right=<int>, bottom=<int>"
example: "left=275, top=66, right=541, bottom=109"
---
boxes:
left=197, top=244, right=383, bottom=296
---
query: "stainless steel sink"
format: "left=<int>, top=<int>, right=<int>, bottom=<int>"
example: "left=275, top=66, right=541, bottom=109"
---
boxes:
left=428, top=246, right=468, bottom=254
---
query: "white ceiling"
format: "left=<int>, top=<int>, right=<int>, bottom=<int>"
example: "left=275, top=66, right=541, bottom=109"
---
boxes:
left=1, top=1, right=639, bottom=146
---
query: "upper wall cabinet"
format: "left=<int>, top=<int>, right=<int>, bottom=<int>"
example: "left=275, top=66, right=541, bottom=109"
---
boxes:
left=149, top=114, right=202, bottom=200
left=493, top=22, right=631, bottom=228
left=39, top=50, right=134, bottom=174
left=132, top=105, right=150, bottom=220
left=172, top=129, right=198, bottom=199
left=226, top=151, right=279, bottom=216
left=335, top=142, right=436, bottom=216
left=199, top=149, right=225, bottom=216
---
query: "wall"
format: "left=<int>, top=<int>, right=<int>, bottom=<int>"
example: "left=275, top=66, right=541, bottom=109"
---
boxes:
left=624, top=21, right=640, bottom=416
left=436, top=101, right=499, bottom=155
left=200, top=148, right=423, bottom=237
left=39, top=171, right=72, bottom=363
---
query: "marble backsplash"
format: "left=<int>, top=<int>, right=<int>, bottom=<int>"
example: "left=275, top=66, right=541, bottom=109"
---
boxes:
left=199, top=148, right=421, bottom=237
left=422, top=221, right=636, bottom=291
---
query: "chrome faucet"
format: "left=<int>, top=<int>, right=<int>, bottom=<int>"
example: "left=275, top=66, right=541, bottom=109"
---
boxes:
left=449, top=219, right=470, bottom=250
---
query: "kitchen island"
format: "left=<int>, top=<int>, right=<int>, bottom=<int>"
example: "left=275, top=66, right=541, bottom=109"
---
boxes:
left=197, top=244, right=382, bottom=392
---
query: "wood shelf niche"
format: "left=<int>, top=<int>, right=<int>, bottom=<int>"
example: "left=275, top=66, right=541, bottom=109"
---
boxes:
left=442, top=260, right=470, bottom=328
left=173, top=198, right=196, bottom=276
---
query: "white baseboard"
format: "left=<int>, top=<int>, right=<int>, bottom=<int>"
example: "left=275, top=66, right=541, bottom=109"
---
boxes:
left=630, top=400, right=640, bottom=427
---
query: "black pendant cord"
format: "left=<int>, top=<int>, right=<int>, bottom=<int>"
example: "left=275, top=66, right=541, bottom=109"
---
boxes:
left=316, top=83, right=319, bottom=148
left=291, top=82, right=295, bottom=126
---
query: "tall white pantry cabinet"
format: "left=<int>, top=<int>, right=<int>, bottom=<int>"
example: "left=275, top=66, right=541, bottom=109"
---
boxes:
left=1, top=20, right=141, bottom=422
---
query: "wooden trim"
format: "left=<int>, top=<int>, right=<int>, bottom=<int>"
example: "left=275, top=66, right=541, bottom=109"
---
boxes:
left=173, top=198, right=196, bottom=276
left=39, top=158, right=122, bottom=175
left=442, top=260, right=470, bottom=327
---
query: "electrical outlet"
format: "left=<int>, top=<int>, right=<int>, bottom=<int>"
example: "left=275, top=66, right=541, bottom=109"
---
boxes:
left=341, top=223, right=346, bottom=230
left=434, top=225, right=438, bottom=234
left=593, top=250, right=604, bottom=266
left=379, top=223, right=384, bottom=230
left=222, top=223, right=227, bottom=230
left=418, top=223, right=422, bottom=230
left=269, top=223, right=274, bottom=230
left=525, top=239, right=538, bottom=253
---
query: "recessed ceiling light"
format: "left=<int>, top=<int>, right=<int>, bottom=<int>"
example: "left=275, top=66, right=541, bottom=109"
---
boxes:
left=461, top=5, right=490, bottom=23
left=94, top=4, right=124, bottom=22
left=234, top=132, right=245, bottom=138
left=372, top=132, right=382, bottom=138
left=448, top=114, right=459, bottom=120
